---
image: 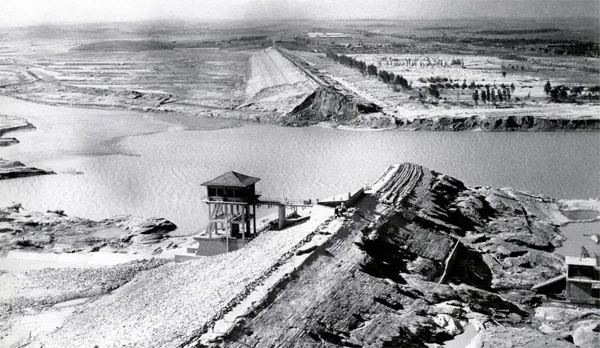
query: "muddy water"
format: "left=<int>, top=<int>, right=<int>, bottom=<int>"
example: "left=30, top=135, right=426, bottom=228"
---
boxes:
left=1, top=96, right=599, bottom=234
left=556, top=221, right=600, bottom=257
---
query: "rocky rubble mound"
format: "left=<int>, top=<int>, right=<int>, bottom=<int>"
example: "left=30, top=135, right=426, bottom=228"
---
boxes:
left=0, top=203, right=177, bottom=256
left=221, top=163, right=598, bottom=348
left=282, top=87, right=382, bottom=126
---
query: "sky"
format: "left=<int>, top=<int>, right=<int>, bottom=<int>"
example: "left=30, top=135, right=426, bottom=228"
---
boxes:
left=1, top=0, right=599, bottom=26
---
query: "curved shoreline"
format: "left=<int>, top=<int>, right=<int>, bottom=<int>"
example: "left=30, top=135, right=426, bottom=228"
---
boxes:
left=2, top=91, right=600, bottom=132
left=0, top=114, right=55, bottom=180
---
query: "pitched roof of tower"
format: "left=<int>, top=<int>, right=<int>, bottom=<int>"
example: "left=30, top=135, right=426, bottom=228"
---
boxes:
left=201, top=171, right=260, bottom=187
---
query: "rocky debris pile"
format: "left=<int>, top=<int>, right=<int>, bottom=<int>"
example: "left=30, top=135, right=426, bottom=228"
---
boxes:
left=366, top=163, right=570, bottom=291
left=283, top=87, right=382, bottom=126
left=105, top=216, right=178, bottom=245
left=0, top=159, right=54, bottom=180
left=0, top=203, right=178, bottom=256
left=220, top=163, right=599, bottom=348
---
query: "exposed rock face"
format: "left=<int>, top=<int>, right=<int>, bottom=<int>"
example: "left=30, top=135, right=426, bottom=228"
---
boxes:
left=396, top=115, right=600, bottom=131
left=283, top=87, right=382, bottom=126
left=220, top=163, right=593, bottom=348
left=0, top=203, right=177, bottom=256
left=0, top=158, right=55, bottom=180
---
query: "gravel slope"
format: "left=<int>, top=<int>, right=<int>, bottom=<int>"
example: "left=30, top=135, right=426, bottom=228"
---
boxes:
left=34, top=206, right=333, bottom=348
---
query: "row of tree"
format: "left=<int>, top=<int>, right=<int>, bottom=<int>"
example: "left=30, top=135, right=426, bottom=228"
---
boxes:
left=417, top=76, right=517, bottom=92
left=544, top=81, right=600, bottom=103
left=471, top=87, right=513, bottom=104
left=424, top=84, right=514, bottom=103
left=326, top=51, right=411, bottom=90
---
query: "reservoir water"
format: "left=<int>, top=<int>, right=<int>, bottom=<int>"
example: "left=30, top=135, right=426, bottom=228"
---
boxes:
left=1, top=96, right=599, bottom=234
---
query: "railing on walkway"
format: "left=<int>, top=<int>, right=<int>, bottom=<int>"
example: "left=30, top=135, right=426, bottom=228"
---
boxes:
left=258, top=197, right=314, bottom=207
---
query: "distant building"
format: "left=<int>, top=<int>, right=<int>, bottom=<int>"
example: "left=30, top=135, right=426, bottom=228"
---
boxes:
left=565, top=256, right=600, bottom=305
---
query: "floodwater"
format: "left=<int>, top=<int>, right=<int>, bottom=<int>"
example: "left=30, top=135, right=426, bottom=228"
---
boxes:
left=1, top=96, right=599, bottom=235
left=556, top=221, right=600, bottom=257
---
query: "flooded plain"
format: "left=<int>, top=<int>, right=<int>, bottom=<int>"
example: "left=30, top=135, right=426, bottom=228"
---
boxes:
left=1, top=96, right=599, bottom=235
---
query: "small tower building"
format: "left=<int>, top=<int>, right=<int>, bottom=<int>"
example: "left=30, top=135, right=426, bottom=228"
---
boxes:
left=201, top=171, right=260, bottom=241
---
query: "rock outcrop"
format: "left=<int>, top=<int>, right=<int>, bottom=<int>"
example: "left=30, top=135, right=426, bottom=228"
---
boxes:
left=0, top=159, right=55, bottom=180
left=0, top=203, right=177, bottom=256
left=0, top=115, right=55, bottom=179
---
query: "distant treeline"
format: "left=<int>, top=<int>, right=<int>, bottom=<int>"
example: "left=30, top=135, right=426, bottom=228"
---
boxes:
left=326, top=51, right=411, bottom=90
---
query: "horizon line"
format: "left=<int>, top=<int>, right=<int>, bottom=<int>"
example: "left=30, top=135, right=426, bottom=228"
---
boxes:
left=2, top=15, right=600, bottom=29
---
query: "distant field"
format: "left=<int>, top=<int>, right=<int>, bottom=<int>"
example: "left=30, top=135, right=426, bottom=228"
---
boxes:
left=293, top=49, right=600, bottom=113
left=0, top=41, right=251, bottom=111
left=70, top=40, right=176, bottom=52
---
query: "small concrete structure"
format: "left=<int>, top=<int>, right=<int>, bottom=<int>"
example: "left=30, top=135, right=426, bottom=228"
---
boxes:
left=565, top=256, right=600, bottom=305
left=531, top=256, right=600, bottom=306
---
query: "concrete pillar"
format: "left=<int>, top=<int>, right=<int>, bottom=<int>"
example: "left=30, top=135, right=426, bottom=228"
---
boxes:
left=253, top=205, right=257, bottom=235
left=278, top=205, right=286, bottom=230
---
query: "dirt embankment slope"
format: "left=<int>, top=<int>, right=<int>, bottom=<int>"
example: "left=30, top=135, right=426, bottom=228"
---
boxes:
left=221, top=163, right=599, bottom=348
left=241, top=47, right=384, bottom=126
